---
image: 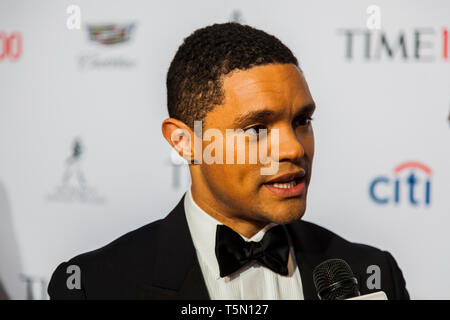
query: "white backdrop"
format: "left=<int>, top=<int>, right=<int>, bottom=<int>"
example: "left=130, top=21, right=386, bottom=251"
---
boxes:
left=0, top=0, right=449, bottom=299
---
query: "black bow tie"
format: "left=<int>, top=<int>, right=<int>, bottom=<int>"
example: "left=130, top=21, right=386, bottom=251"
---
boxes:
left=215, top=224, right=290, bottom=278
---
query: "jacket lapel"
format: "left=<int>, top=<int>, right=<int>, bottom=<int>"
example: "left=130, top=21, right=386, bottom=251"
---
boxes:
left=140, top=194, right=210, bottom=300
left=285, top=221, right=324, bottom=300
left=141, top=195, right=331, bottom=300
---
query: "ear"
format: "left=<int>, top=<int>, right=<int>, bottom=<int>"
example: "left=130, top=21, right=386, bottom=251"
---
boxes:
left=161, top=118, right=195, bottom=163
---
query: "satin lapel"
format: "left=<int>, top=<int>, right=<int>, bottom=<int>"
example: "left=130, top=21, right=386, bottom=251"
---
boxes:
left=140, top=195, right=210, bottom=300
left=285, top=221, right=326, bottom=300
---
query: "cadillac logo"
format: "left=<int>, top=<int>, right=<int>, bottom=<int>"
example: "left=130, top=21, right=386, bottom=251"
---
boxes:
left=87, top=23, right=135, bottom=45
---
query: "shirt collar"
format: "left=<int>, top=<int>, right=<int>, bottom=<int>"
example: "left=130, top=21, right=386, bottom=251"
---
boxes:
left=184, top=187, right=277, bottom=279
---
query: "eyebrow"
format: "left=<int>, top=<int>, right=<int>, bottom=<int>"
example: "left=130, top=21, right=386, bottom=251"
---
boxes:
left=293, top=103, right=316, bottom=118
left=232, top=103, right=316, bottom=128
left=233, top=109, right=276, bottom=128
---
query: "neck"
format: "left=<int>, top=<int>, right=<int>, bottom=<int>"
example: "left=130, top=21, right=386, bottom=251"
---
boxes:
left=189, top=177, right=268, bottom=239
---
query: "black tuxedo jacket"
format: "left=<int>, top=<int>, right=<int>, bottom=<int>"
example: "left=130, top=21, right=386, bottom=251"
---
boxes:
left=48, top=195, right=410, bottom=300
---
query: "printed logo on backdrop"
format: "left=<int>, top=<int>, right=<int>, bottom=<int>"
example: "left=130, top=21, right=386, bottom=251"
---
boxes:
left=339, top=27, right=449, bottom=62
left=369, top=161, right=432, bottom=207
left=20, top=275, right=47, bottom=300
left=88, top=24, right=134, bottom=45
left=230, top=10, right=245, bottom=24
left=77, top=23, right=137, bottom=71
left=46, top=137, right=106, bottom=204
left=448, top=103, right=450, bottom=126
left=166, top=152, right=191, bottom=190
left=0, top=31, right=22, bottom=62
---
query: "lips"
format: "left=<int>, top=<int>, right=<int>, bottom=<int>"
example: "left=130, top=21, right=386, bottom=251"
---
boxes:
left=263, top=170, right=307, bottom=198
left=265, top=170, right=306, bottom=184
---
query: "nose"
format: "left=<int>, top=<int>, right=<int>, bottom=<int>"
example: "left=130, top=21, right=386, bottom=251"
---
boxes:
left=275, top=126, right=305, bottom=164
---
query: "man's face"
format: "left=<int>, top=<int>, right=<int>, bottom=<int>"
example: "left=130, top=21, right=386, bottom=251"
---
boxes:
left=197, top=63, right=315, bottom=226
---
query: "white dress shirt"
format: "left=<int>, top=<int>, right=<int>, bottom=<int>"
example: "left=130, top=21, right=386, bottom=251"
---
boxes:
left=184, top=187, right=304, bottom=300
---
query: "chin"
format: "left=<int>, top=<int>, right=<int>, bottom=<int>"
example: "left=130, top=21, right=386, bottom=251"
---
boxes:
left=264, top=201, right=306, bottom=225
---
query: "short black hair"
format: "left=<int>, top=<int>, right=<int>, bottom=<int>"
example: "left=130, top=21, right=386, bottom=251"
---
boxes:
left=166, top=22, right=299, bottom=129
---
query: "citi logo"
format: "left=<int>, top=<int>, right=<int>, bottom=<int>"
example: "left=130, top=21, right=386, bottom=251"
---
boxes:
left=369, top=161, right=432, bottom=206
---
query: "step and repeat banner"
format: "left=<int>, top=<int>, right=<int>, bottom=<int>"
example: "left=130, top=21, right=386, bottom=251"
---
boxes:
left=0, top=0, right=449, bottom=299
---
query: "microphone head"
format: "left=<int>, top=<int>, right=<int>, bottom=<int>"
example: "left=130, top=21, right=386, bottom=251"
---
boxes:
left=313, top=258, right=360, bottom=300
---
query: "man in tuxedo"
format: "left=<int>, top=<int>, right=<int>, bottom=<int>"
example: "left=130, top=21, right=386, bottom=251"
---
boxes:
left=48, top=23, right=409, bottom=300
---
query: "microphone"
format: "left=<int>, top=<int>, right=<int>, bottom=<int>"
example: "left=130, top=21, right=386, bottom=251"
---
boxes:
left=312, top=258, right=387, bottom=300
